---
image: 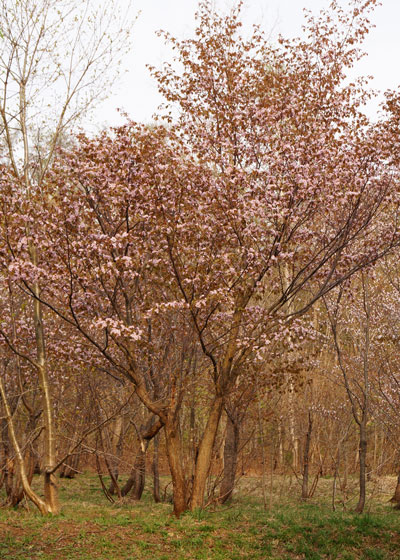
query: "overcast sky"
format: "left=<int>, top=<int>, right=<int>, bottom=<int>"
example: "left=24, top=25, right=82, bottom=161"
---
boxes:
left=97, top=0, right=400, bottom=127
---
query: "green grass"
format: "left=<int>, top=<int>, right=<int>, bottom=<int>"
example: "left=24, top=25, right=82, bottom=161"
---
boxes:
left=0, top=474, right=399, bottom=559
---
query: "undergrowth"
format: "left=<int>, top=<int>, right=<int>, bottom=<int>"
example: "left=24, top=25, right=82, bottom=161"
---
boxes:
left=0, top=474, right=399, bottom=559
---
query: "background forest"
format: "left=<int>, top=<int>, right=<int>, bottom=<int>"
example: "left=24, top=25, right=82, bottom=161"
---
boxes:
left=1, top=2, right=400, bottom=553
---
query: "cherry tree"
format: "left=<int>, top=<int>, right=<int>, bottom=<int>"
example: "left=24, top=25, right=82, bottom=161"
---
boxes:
left=4, top=0, right=400, bottom=517
left=147, top=0, right=399, bottom=510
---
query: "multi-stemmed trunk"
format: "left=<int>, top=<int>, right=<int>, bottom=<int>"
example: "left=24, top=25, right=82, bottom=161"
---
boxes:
left=188, top=305, right=245, bottom=511
left=1, top=399, right=37, bottom=507
left=162, top=396, right=224, bottom=516
left=0, top=376, right=54, bottom=515
left=120, top=305, right=245, bottom=516
left=120, top=415, right=162, bottom=500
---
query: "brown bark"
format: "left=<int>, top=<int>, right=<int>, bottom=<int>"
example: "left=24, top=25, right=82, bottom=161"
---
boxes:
left=190, top=396, right=223, bottom=510
left=0, top=397, right=40, bottom=507
left=131, top=444, right=146, bottom=500
left=2, top=434, right=35, bottom=507
left=219, top=412, right=239, bottom=504
left=31, top=247, right=59, bottom=514
left=121, top=443, right=146, bottom=499
left=301, top=411, right=313, bottom=500
left=355, top=422, right=367, bottom=513
left=0, top=376, right=51, bottom=514
left=188, top=398, right=196, bottom=482
left=59, top=455, right=80, bottom=478
left=152, top=433, right=161, bottom=503
left=121, top=416, right=163, bottom=499
left=165, top=419, right=188, bottom=517
left=107, top=415, right=124, bottom=495
left=59, top=414, right=82, bottom=479
left=390, top=470, right=400, bottom=506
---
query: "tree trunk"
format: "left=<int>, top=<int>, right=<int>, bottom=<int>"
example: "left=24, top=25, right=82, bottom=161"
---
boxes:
left=219, top=412, right=239, bottom=504
left=190, top=396, right=223, bottom=510
left=3, top=433, right=35, bottom=508
left=390, top=470, right=400, bottom=506
left=165, top=419, right=187, bottom=517
left=4, top=417, right=37, bottom=507
left=288, top=379, right=299, bottom=471
left=355, top=422, right=367, bottom=513
left=152, top=433, right=160, bottom=503
left=277, top=422, right=284, bottom=470
left=59, top=451, right=81, bottom=479
left=108, top=415, right=124, bottom=495
left=0, top=376, right=52, bottom=514
left=6, top=450, right=35, bottom=507
left=121, top=416, right=162, bottom=499
left=31, top=258, right=59, bottom=514
left=302, top=411, right=313, bottom=500
left=121, top=442, right=146, bottom=499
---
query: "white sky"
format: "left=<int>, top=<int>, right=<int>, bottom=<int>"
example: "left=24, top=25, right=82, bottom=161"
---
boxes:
left=97, top=0, right=400, bottom=127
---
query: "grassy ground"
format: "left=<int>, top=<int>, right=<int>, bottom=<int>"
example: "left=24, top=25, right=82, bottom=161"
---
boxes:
left=0, top=474, right=400, bottom=559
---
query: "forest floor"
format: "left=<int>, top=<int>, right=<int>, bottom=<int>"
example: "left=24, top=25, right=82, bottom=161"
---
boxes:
left=0, top=473, right=399, bottom=559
